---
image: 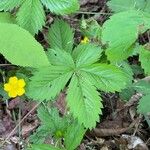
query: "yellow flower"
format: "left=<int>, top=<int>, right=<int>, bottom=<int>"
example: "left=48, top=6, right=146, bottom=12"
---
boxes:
left=81, top=36, right=90, bottom=44
left=4, top=76, right=26, bottom=98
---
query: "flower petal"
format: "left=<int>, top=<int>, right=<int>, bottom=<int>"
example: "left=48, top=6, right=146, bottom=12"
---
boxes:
left=17, top=88, right=25, bottom=96
left=18, top=79, right=26, bottom=88
left=8, top=91, right=17, bottom=98
left=9, top=76, right=18, bottom=84
left=4, top=83, right=11, bottom=92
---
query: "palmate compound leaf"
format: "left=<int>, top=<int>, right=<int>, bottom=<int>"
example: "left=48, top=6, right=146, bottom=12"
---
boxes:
left=17, top=0, right=45, bottom=35
left=102, top=10, right=150, bottom=62
left=72, top=43, right=103, bottom=68
left=139, top=45, right=150, bottom=75
left=80, top=64, right=129, bottom=92
left=30, top=106, right=69, bottom=144
left=64, top=120, right=86, bottom=150
left=48, top=19, right=74, bottom=53
left=138, top=94, right=150, bottom=115
left=0, top=0, right=22, bottom=11
left=40, top=0, right=79, bottom=15
left=37, top=106, right=68, bottom=133
left=67, top=74, right=103, bottom=129
left=26, top=66, right=73, bottom=101
left=0, top=23, right=49, bottom=67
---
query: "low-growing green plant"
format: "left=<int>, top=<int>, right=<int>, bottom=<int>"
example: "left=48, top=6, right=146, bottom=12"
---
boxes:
left=0, top=16, right=130, bottom=149
left=0, top=0, right=150, bottom=148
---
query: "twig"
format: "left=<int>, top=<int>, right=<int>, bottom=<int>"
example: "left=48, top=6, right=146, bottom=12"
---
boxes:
left=76, top=11, right=112, bottom=15
left=90, top=119, right=139, bottom=137
left=2, top=101, right=41, bottom=146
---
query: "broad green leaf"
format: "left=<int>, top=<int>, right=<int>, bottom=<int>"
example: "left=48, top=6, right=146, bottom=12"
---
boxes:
left=26, top=66, right=73, bottom=101
left=0, top=12, right=15, bottom=23
left=0, top=23, right=49, bottom=67
left=107, top=0, right=146, bottom=12
left=80, top=64, right=129, bottom=92
left=28, top=144, right=62, bottom=150
left=64, top=121, right=86, bottom=150
left=67, top=74, right=103, bottom=129
left=17, top=0, right=45, bottom=35
left=138, top=94, right=150, bottom=114
left=48, top=19, right=74, bottom=53
left=133, top=80, right=150, bottom=95
left=143, top=1, right=150, bottom=13
left=102, top=10, right=150, bottom=62
left=72, top=44, right=102, bottom=68
left=139, top=46, right=150, bottom=75
left=47, top=48, right=75, bottom=68
left=41, top=0, right=79, bottom=15
left=0, top=0, right=22, bottom=11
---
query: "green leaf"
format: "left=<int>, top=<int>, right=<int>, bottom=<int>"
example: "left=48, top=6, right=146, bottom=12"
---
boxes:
left=0, top=0, right=22, bottom=11
left=67, top=74, right=103, bottom=129
left=0, top=23, right=49, bottom=67
left=119, top=88, right=135, bottom=101
left=72, top=44, right=102, bottom=68
left=64, top=121, right=86, bottom=150
left=80, top=64, right=129, bottom=92
left=139, top=46, right=150, bottom=75
left=48, top=19, right=74, bottom=53
left=133, top=80, right=150, bottom=95
left=30, top=125, right=50, bottom=144
left=26, top=66, right=73, bottom=101
left=37, top=106, right=67, bottom=131
left=118, top=61, right=133, bottom=85
left=107, top=0, right=146, bottom=12
left=47, top=48, right=75, bottom=68
left=138, top=94, right=150, bottom=114
left=16, top=0, right=45, bottom=35
left=28, top=144, right=62, bottom=150
left=102, top=10, right=150, bottom=62
left=80, top=18, right=102, bottom=40
left=0, top=12, right=15, bottom=23
left=41, top=0, right=79, bottom=15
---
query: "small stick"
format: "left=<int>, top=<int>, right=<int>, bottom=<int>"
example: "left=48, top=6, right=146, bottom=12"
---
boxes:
left=2, top=101, right=41, bottom=146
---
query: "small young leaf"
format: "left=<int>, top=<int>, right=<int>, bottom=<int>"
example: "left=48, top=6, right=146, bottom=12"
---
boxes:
left=17, top=0, right=45, bottom=35
left=0, top=23, right=49, bottom=67
left=64, top=121, right=86, bottom=150
left=41, top=0, right=79, bottom=15
left=26, top=66, right=73, bottom=101
left=67, top=74, right=103, bottom=129
left=48, top=19, right=74, bottom=53
left=72, top=44, right=102, bottom=68
left=138, top=94, right=150, bottom=114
